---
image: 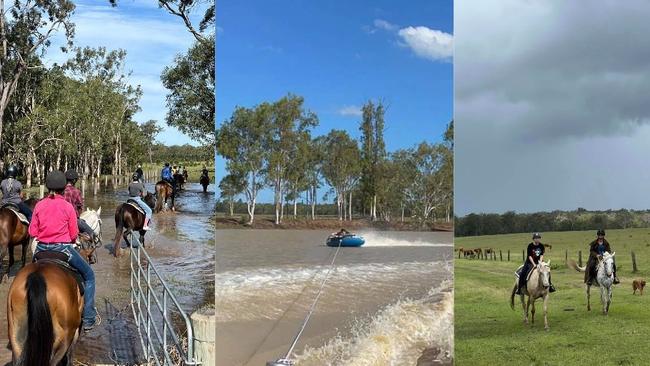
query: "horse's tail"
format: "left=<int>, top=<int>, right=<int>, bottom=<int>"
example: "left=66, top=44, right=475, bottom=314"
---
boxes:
left=114, top=204, right=126, bottom=253
left=568, top=259, right=585, bottom=272
left=23, top=271, right=53, bottom=366
left=510, top=283, right=518, bottom=310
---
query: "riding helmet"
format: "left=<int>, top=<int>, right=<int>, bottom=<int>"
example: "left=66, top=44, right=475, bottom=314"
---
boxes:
left=132, top=173, right=139, bottom=181
left=165, top=162, right=170, bottom=167
left=46, top=171, right=67, bottom=191
left=597, top=229, right=606, bottom=236
left=532, top=232, right=542, bottom=239
left=64, top=169, right=79, bottom=181
left=6, top=165, right=18, bottom=178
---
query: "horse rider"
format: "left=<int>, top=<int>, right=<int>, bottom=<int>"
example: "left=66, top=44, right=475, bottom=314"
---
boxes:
left=586, top=229, right=620, bottom=285
left=129, top=173, right=152, bottom=230
left=135, top=164, right=144, bottom=183
left=161, top=162, right=176, bottom=195
left=516, top=233, right=556, bottom=294
left=201, top=166, right=209, bottom=178
left=0, top=165, right=32, bottom=221
left=29, top=170, right=100, bottom=332
left=182, top=166, right=188, bottom=182
left=64, top=170, right=97, bottom=243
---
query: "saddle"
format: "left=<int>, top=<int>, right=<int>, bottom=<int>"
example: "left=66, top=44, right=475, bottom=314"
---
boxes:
left=514, top=265, right=535, bottom=281
left=1, top=203, right=29, bottom=225
left=126, top=199, right=146, bottom=215
left=32, top=251, right=85, bottom=295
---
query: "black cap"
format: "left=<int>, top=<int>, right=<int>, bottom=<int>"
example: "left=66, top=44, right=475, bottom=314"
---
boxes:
left=64, top=169, right=79, bottom=181
left=46, top=171, right=67, bottom=191
left=6, top=165, right=18, bottom=178
left=597, top=229, right=606, bottom=236
left=532, top=232, right=542, bottom=239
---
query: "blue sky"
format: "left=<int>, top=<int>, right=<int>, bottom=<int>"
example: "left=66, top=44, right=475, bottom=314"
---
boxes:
left=216, top=0, right=453, bottom=202
left=44, top=0, right=208, bottom=146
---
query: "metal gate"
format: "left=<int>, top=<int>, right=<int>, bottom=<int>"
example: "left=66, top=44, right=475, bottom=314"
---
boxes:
left=129, top=236, right=200, bottom=365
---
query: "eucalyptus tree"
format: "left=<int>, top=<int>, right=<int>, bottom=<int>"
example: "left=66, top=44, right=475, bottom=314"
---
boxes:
left=0, top=0, right=75, bottom=147
left=219, top=174, right=245, bottom=217
left=266, top=94, right=318, bottom=224
left=321, top=130, right=361, bottom=221
left=217, top=104, right=272, bottom=225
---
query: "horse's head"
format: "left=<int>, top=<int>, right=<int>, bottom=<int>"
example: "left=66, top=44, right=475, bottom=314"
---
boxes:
left=602, top=252, right=615, bottom=277
left=144, top=192, right=156, bottom=208
left=538, top=260, right=551, bottom=288
left=80, top=207, right=102, bottom=236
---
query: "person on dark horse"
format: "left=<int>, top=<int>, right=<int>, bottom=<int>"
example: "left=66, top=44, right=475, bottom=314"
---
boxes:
left=182, top=165, right=188, bottom=182
left=517, top=233, right=556, bottom=294
left=586, top=229, right=620, bottom=285
left=29, top=170, right=100, bottom=332
left=161, top=162, right=176, bottom=197
left=0, top=165, right=32, bottom=222
left=135, top=164, right=144, bottom=183
left=64, top=170, right=97, bottom=244
left=200, top=167, right=210, bottom=192
left=128, top=173, right=152, bottom=230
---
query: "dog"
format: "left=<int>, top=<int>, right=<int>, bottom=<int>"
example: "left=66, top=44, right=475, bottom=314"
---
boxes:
left=633, top=279, right=646, bottom=295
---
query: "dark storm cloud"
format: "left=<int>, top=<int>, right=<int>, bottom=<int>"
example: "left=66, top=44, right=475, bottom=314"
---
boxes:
left=456, top=0, right=650, bottom=214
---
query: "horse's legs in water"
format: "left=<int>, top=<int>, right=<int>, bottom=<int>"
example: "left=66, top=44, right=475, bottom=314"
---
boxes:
left=586, top=284, right=591, bottom=311
left=543, top=293, right=549, bottom=330
left=531, top=298, right=536, bottom=324
left=139, top=230, right=146, bottom=248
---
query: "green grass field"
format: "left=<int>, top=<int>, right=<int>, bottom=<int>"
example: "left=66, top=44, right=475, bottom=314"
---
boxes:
left=455, top=228, right=650, bottom=366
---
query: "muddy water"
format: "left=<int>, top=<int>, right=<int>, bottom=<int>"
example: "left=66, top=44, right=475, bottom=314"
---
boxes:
left=0, top=179, right=215, bottom=365
left=215, top=230, right=453, bottom=366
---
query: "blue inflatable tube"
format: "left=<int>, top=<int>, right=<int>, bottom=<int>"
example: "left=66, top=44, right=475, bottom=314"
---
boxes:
left=326, top=234, right=365, bottom=247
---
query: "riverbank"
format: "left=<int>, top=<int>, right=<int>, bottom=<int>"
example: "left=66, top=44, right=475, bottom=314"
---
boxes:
left=214, top=215, right=453, bottom=232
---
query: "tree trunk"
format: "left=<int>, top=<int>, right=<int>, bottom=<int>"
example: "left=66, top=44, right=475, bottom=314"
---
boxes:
left=311, top=185, right=316, bottom=220
left=372, top=194, right=377, bottom=221
left=349, top=191, right=353, bottom=221
left=229, top=200, right=234, bottom=216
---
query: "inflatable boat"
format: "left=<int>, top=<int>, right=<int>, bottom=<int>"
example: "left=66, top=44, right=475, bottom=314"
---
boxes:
left=326, top=234, right=365, bottom=247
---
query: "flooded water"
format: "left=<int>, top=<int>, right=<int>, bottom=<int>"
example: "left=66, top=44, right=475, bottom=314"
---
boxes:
left=0, top=179, right=215, bottom=365
left=215, top=230, right=453, bottom=366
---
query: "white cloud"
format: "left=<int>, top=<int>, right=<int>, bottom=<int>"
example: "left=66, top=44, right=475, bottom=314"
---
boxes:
left=397, top=26, right=453, bottom=61
left=338, top=105, right=362, bottom=117
left=374, top=19, right=398, bottom=31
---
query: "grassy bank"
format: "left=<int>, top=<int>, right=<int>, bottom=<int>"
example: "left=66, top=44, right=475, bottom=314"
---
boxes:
left=455, top=228, right=650, bottom=365
left=214, top=213, right=453, bottom=231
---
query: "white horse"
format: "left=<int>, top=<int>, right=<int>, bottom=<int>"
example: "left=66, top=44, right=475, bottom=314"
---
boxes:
left=510, top=261, right=552, bottom=330
left=570, top=251, right=615, bottom=315
left=30, top=207, right=103, bottom=255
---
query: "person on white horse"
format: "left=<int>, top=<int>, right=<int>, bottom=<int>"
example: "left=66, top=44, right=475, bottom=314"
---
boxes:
left=585, top=229, right=620, bottom=285
left=0, top=165, right=32, bottom=222
left=516, top=233, right=556, bottom=294
left=129, top=173, right=152, bottom=230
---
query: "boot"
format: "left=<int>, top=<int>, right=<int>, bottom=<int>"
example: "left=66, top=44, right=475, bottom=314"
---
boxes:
left=549, top=283, right=556, bottom=292
left=613, top=274, right=620, bottom=284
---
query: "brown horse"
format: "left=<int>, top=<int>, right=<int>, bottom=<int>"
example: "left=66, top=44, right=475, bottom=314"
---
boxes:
left=113, top=192, right=156, bottom=257
left=0, top=198, right=38, bottom=282
left=7, top=236, right=97, bottom=365
left=200, top=174, right=210, bottom=193
left=154, top=180, right=174, bottom=213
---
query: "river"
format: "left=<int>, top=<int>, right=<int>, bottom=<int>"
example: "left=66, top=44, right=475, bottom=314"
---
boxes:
left=215, top=230, right=453, bottom=366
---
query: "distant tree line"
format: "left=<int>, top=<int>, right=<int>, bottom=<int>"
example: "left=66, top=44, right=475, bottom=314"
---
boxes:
left=455, top=208, right=648, bottom=237
left=149, top=144, right=213, bottom=165
left=216, top=94, right=453, bottom=227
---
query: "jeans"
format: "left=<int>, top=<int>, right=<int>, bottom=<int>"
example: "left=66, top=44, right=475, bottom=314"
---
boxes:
left=17, top=202, right=32, bottom=222
left=35, top=243, right=97, bottom=325
left=518, top=262, right=534, bottom=291
left=130, top=196, right=153, bottom=221
left=78, top=218, right=94, bottom=237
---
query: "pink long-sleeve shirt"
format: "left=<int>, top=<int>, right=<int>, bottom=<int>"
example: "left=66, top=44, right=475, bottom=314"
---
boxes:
left=28, top=194, right=79, bottom=244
